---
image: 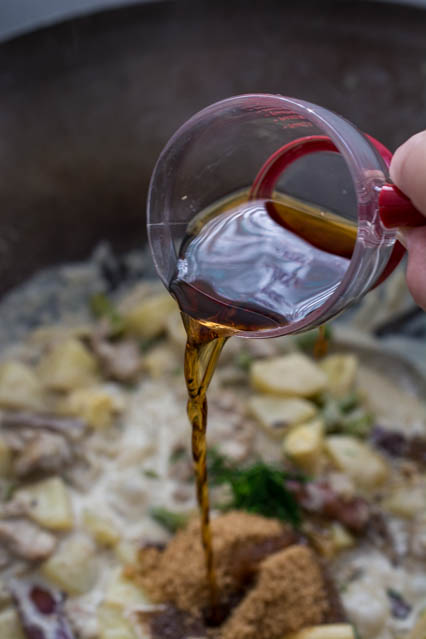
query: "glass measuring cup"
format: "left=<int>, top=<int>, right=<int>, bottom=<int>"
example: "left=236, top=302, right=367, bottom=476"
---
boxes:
left=147, top=94, right=424, bottom=337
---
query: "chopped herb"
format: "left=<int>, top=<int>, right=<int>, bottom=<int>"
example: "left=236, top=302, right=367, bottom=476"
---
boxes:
left=296, top=325, right=333, bottom=354
left=322, top=395, right=372, bottom=439
left=150, top=507, right=190, bottom=533
left=143, top=469, right=159, bottom=479
left=338, top=392, right=360, bottom=414
left=89, top=292, right=124, bottom=335
left=234, top=350, right=254, bottom=372
left=207, top=449, right=303, bottom=528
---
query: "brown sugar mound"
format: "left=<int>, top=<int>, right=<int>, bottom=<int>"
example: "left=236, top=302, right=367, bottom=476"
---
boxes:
left=221, top=545, right=330, bottom=639
left=135, top=511, right=294, bottom=616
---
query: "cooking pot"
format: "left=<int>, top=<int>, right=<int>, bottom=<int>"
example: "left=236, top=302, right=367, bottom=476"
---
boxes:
left=1, top=0, right=426, bottom=299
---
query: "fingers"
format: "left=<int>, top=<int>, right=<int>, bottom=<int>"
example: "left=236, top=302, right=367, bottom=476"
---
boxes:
left=390, top=131, right=426, bottom=216
left=390, top=132, right=426, bottom=310
left=401, top=226, right=426, bottom=311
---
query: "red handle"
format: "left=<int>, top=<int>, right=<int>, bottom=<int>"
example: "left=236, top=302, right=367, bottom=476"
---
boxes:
left=250, top=133, right=426, bottom=287
left=379, top=184, right=426, bottom=229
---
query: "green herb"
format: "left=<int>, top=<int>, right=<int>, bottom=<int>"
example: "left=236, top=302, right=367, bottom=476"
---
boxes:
left=234, top=350, right=254, bottom=372
left=143, top=469, right=159, bottom=479
left=150, top=507, right=190, bottom=533
left=296, top=325, right=333, bottom=354
left=207, top=448, right=232, bottom=485
left=207, top=449, right=303, bottom=528
left=322, top=394, right=372, bottom=439
left=338, top=392, right=360, bottom=414
left=89, top=292, right=124, bottom=335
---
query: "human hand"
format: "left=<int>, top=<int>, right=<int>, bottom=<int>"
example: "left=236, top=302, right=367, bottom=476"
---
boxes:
left=390, top=131, right=426, bottom=311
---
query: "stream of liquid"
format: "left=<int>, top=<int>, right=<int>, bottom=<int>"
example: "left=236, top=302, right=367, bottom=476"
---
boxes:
left=170, top=190, right=358, bottom=615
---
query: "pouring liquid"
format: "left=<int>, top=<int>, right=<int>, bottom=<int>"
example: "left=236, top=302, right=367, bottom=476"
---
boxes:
left=170, top=190, right=358, bottom=617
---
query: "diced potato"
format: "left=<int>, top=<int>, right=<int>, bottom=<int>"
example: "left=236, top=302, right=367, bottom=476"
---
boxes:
left=330, top=522, right=355, bottom=551
left=408, top=610, right=426, bottom=639
left=283, top=419, right=324, bottom=473
left=62, top=387, right=118, bottom=429
left=251, top=354, right=327, bottom=397
left=325, top=436, right=388, bottom=488
left=83, top=509, right=120, bottom=546
left=320, top=355, right=358, bottom=397
left=16, top=476, right=73, bottom=530
left=38, top=338, right=98, bottom=391
left=115, top=540, right=140, bottom=565
left=284, top=623, right=355, bottom=639
left=0, top=436, right=12, bottom=476
left=104, top=568, right=148, bottom=609
left=0, top=360, right=45, bottom=411
left=248, top=395, right=317, bottom=439
left=144, top=345, right=180, bottom=378
left=42, top=534, right=98, bottom=595
left=385, top=485, right=426, bottom=518
left=123, top=293, right=177, bottom=339
left=98, top=604, right=138, bottom=639
left=0, top=608, right=25, bottom=639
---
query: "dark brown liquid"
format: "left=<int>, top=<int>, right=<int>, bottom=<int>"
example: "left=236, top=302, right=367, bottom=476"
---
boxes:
left=182, top=314, right=228, bottom=612
left=172, top=191, right=358, bottom=616
left=172, top=191, right=357, bottom=332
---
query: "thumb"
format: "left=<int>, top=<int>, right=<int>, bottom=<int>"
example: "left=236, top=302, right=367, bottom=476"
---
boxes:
left=390, top=131, right=426, bottom=216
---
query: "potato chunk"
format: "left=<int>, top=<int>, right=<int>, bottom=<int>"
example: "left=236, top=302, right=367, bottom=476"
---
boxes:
left=319, top=354, right=358, bottom=397
left=0, top=360, right=45, bottom=411
left=144, top=345, right=180, bottom=378
left=16, top=476, right=73, bottom=530
left=284, top=624, right=355, bottom=639
left=325, top=436, right=388, bottom=488
left=104, top=568, right=148, bottom=609
left=385, top=485, right=426, bottom=518
left=62, top=387, right=119, bottom=429
left=283, top=419, right=324, bottom=473
left=38, top=338, right=98, bottom=391
left=249, top=395, right=317, bottom=439
left=115, top=540, right=139, bottom=565
left=251, top=354, right=327, bottom=397
left=98, top=605, right=139, bottom=639
left=123, top=293, right=177, bottom=339
left=83, top=509, right=120, bottom=546
left=0, top=608, right=25, bottom=639
left=42, top=534, right=98, bottom=595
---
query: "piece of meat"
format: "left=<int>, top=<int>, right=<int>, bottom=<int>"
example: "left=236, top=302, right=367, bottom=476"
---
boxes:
left=371, top=426, right=426, bottom=466
left=147, top=605, right=207, bottom=639
left=13, top=431, right=72, bottom=477
left=387, top=589, right=412, bottom=620
left=287, top=480, right=370, bottom=533
left=0, top=411, right=87, bottom=441
left=10, top=579, right=75, bottom=639
left=0, top=519, right=56, bottom=561
left=91, top=328, right=141, bottom=382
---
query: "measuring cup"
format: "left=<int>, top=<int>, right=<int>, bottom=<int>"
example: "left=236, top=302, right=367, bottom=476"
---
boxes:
left=147, top=94, right=425, bottom=337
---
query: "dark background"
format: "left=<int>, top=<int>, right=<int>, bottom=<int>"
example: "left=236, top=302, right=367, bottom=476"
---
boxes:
left=0, top=0, right=425, bottom=294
